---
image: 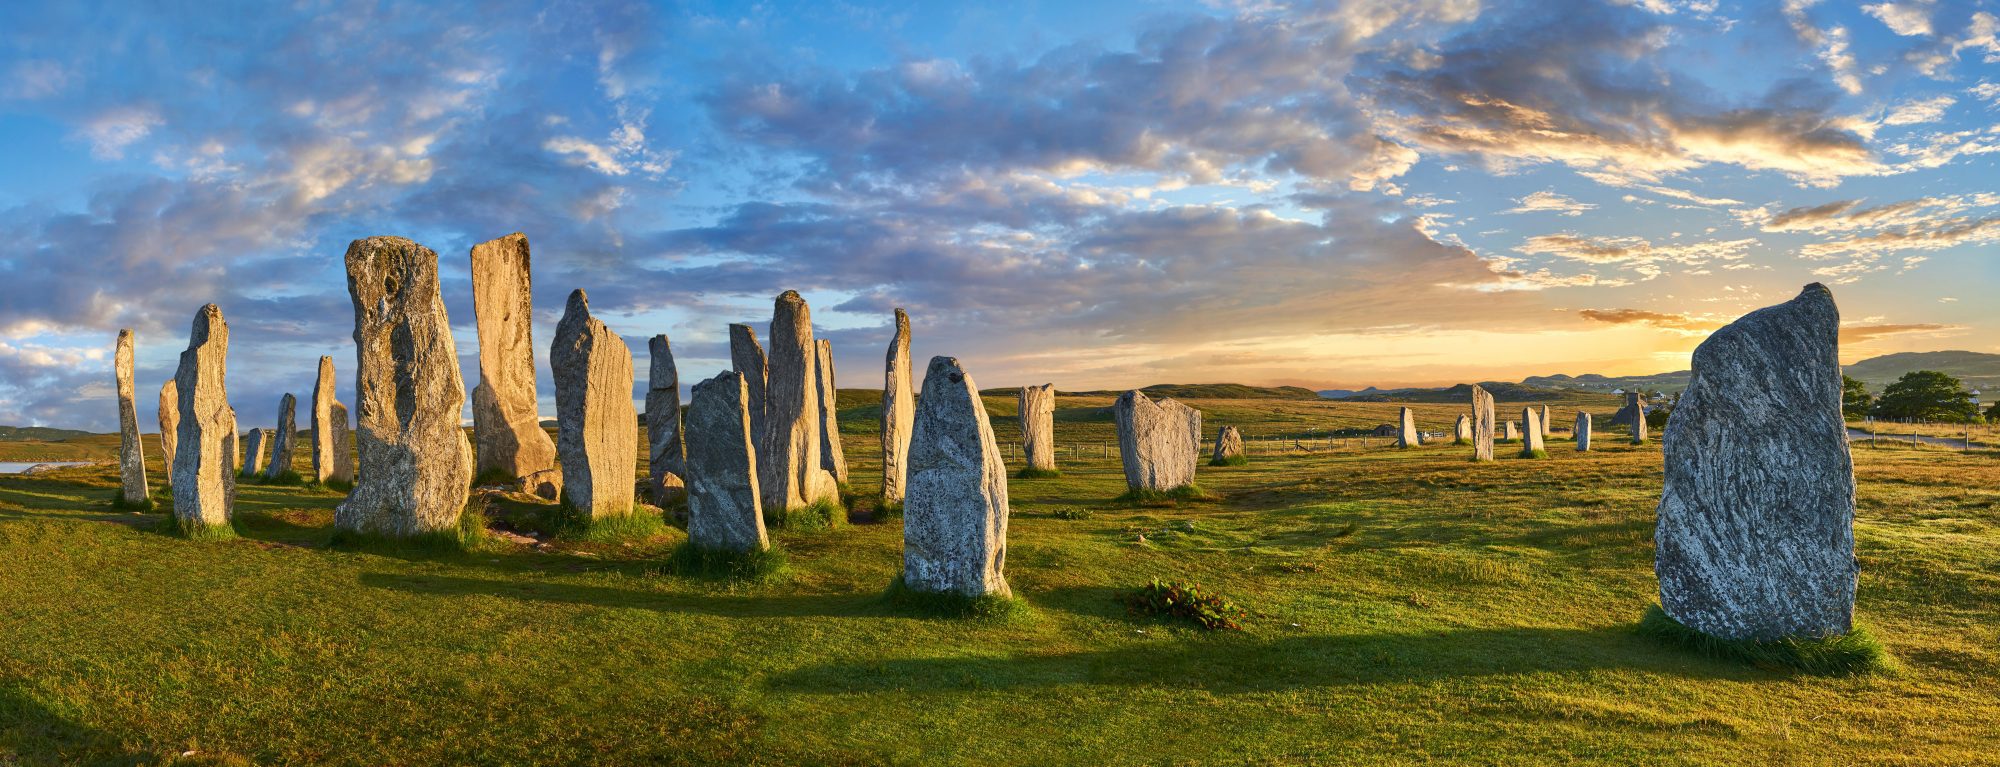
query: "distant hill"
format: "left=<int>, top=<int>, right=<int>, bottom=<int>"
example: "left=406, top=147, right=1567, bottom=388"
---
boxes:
left=1038, top=383, right=1324, bottom=400
left=1521, top=371, right=1693, bottom=394
left=0, top=425, right=94, bottom=441
left=1842, top=351, right=2000, bottom=390
left=1336, top=382, right=1585, bottom=403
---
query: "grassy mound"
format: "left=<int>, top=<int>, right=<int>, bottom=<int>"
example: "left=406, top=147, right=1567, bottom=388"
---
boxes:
left=1119, top=578, right=1246, bottom=631
left=1637, top=606, right=1892, bottom=676
left=1518, top=449, right=1549, bottom=459
left=772, top=497, right=847, bottom=530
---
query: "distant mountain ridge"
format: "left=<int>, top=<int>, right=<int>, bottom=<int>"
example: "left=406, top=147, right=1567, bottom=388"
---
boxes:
left=1043, top=383, right=1323, bottom=400
left=1322, top=351, right=2000, bottom=401
left=0, top=425, right=94, bottom=441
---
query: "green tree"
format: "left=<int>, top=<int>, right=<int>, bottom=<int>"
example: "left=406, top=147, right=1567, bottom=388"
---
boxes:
left=1985, top=400, right=1999, bottom=423
left=1870, top=370, right=1980, bottom=423
left=1645, top=406, right=1671, bottom=430
left=1841, top=375, right=1873, bottom=421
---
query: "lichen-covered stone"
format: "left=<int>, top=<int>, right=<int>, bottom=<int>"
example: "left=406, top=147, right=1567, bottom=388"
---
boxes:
left=1656, top=283, right=1857, bottom=641
left=1502, top=421, right=1520, bottom=442
left=1575, top=412, right=1592, bottom=452
left=337, top=236, right=475, bottom=538
left=1019, top=383, right=1056, bottom=472
left=684, top=371, right=766, bottom=553
left=1540, top=405, right=1553, bottom=438
left=114, top=329, right=148, bottom=504
left=903, top=356, right=1010, bottom=597
left=1211, top=425, right=1245, bottom=464
left=647, top=334, right=685, bottom=503
left=1472, top=385, right=1495, bottom=461
left=469, top=233, right=559, bottom=484
left=551, top=289, right=637, bottom=519
left=157, top=380, right=179, bottom=478
left=311, top=356, right=337, bottom=483
left=729, top=323, right=768, bottom=454
left=1622, top=391, right=1649, bottom=444
left=760, top=291, right=831, bottom=514
left=1454, top=413, right=1471, bottom=444
left=1114, top=391, right=1201, bottom=492
left=265, top=393, right=297, bottom=480
left=1396, top=407, right=1419, bottom=448
left=1520, top=407, right=1545, bottom=456
left=328, top=401, right=354, bottom=483
left=240, top=429, right=269, bottom=478
left=814, top=339, right=848, bottom=485
left=171, top=305, right=235, bottom=530
left=881, top=309, right=915, bottom=503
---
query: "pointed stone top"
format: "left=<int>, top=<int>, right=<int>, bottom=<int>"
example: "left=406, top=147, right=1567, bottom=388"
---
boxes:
left=118, top=328, right=134, bottom=340
left=650, top=333, right=670, bottom=350
left=189, top=304, right=226, bottom=344
left=927, top=355, right=965, bottom=382
left=348, top=235, right=422, bottom=253
left=777, top=290, right=804, bottom=303
left=894, top=307, right=909, bottom=325
left=566, top=288, right=590, bottom=313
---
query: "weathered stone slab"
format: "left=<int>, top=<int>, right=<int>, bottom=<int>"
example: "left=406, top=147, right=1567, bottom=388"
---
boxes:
left=729, top=323, right=768, bottom=453
left=469, top=233, right=559, bottom=485
left=551, top=289, right=637, bottom=519
left=1619, top=391, right=1649, bottom=444
left=1575, top=412, right=1592, bottom=452
left=114, top=329, right=148, bottom=504
left=337, top=236, right=475, bottom=538
left=815, top=339, right=848, bottom=485
left=158, top=379, right=180, bottom=479
left=1019, top=383, right=1056, bottom=472
left=1502, top=421, right=1520, bottom=442
left=1521, top=407, right=1545, bottom=456
left=685, top=370, right=766, bottom=553
left=328, top=401, right=354, bottom=483
left=881, top=309, right=915, bottom=503
left=1397, top=407, right=1420, bottom=448
left=1454, top=413, right=1471, bottom=444
left=1656, top=283, right=1856, bottom=641
left=1114, top=391, right=1201, bottom=492
left=240, top=429, right=269, bottom=478
left=171, top=304, right=235, bottom=530
left=647, top=334, right=685, bottom=503
left=903, top=356, right=1010, bottom=597
left=311, top=356, right=336, bottom=483
left=1472, top=385, right=1495, bottom=461
left=265, top=394, right=297, bottom=480
left=1211, top=425, right=1245, bottom=464
left=760, top=291, right=831, bottom=514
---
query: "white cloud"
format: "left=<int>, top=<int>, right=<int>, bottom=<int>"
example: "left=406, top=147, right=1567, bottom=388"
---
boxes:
left=1503, top=190, right=1596, bottom=216
left=1882, top=94, right=1956, bottom=126
left=1863, top=2, right=1933, bottom=37
left=79, top=106, right=162, bottom=159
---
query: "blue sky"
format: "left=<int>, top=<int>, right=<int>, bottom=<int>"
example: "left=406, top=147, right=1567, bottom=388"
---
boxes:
left=1, top=0, right=1997, bottom=431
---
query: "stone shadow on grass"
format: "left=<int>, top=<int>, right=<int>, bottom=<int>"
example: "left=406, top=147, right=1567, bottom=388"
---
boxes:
left=763, top=626, right=1751, bottom=694
left=357, top=572, right=868, bottom=619
left=0, top=684, right=167, bottom=765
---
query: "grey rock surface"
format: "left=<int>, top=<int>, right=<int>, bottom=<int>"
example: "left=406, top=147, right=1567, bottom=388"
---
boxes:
left=647, top=334, right=685, bottom=503
left=1655, top=283, right=1857, bottom=641
left=328, top=401, right=354, bottom=483
left=171, top=305, right=235, bottom=530
left=759, top=291, right=830, bottom=515
left=815, top=339, right=848, bottom=485
left=1521, top=407, right=1545, bottom=456
left=881, top=309, right=916, bottom=503
left=1540, top=405, right=1553, bottom=438
left=469, top=233, right=559, bottom=483
left=1454, top=413, right=1471, bottom=444
left=729, top=323, right=769, bottom=457
left=240, top=429, right=269, bottom=478
left=551, top=289, right=637, bottom=520
left=337, top=236, right=475, bottom=538
left=1502, top=421, right=1520, bottom=442
left=1114, top=390, right=1201, bottom=492
left=1211, top=425, right=1245, bottom=464
left=1576, top=412, right=1592, bottom=452
left=1019, top=383, right=1057, bottom=472
left=311, top=356, right=337, bottom=483
left=1397, top=407, right=1420, bottom=449
left=157, top=379, right=179, bottom=480
left=1472, top=385, right=1495, bottom=461
left=902, top=356, right=1010, bottom=597
left=114, top=329, right=148, bottom=504
left=685, top=370, right=767, bottom=553
left=265, top=393, right=297, bottom=480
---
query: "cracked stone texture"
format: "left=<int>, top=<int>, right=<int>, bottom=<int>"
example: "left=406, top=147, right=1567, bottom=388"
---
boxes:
left=1211, top=425, right=1244, bottom=464
left=1471, top=385, right=1495, bottom=462
left=337, top=236, right=475, bottom=538
left=1114, top=390, right=1201, bottom=492
left=265, top=393, right=297, bottom=480
left=115, top=329, right=148, bottom=504
left=171, top=304, right=235, bottom=530
left=647, top=334, right=686, bottom=503
left=685, top=370, right=767, bottom=553
left=1520, top=407, right=1545, bottom=456
left=328, top=401, right=354, bottom=483
left=759, top=291, right=832, bottom=514
left=1019, top=383, right=1057, bottom=472
left=1575, top=412, right=1592, bottom=452
left=240, top=429, right=269, bottom=478
left=1656, top=283, right=1856, bottom=641
left=881, top=309, right=916, bottom=503
left=902, top=356, right=1010, bottom=597
left=815, top=339, right=848, bottom=485
left=1396, top=407, right=1419, bottom=449
left=551, top=289, right=637, bottom=520
left=311, top=356, right=337, bottom=483
left=157, top=380, right=179, bottom=480
left=729, top=323, right=769, bottom=459
left=469, top=233, right=558, bottom=482
left=1454, top=413, right=1471, bottom=443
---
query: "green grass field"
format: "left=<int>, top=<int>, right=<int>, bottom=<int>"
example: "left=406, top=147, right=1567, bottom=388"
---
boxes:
left=1, top=393, right=1995, bottom=765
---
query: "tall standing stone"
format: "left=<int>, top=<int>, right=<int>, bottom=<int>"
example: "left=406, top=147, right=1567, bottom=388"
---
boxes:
left=1453, top=413, right=1471, bottom=444
left=1018, top=383, right=1056, bottom=473
left=170, top=305, right=234, bottom=532
left=1502, top=421, right=1520, bottom=441
left=157, top=380, right=179, bottom=480
left=1471, top=385, right=1495, bottom=461
left=551, top=289, right=637, bottom=519
left=1575, top=412, right=1592, bottom=452
left=265, top=394, right=297, bottom=480
left=240, top=429, right=269, bottom=478
left=1396, top=407, right=1420, bottom=448
left=760, top=290, right=831, bottom=515
left=815, top=339, right=848, bottom=485
left=1655, top=283, right=1856, bottom=640
left=1210, top=425, right=1245, bottom=465
left=729, top=324, right=769, bottom=454
left=1540, top=405, right=1553, bottom=438
left=684, top=371, right=766, bottom=553
left=646, top=335, right=685, bottom=503
left=113, top=329, right=148, bottom=505
left=328, top=401, right=354, bottom=483
left=903, top=356, right=1010, bottom=598
left=310, top=357, right=337, bottom=483
left=1520, top=407, right=1546, bottom=457
left=881, top=309, right=916, bottom=503
left=469, top=233, right=559, bottom=484
left=1114, top=390, right=1201, bottom=492
left=1628, top=391, right=1649, bottom=444
left=337, top=236, right=475, bottom=538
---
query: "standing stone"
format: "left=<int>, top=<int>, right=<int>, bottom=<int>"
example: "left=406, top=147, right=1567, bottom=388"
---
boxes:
left=223, top=407, right=239, bottom=504
left=1114, top=390, right=1201, bottom=492
left=646, top=335, right=685, bottom=503
left=1520, top=407, right=1545, bottom=457
left=1210, top=425, right=1245, bottom=465
left=1396, top=407, right=1420, bottom=448
left=1540, top=405, right=1553, bottom=438
left=1655, top=283, right=1856, bottom=640
left=903, top=356, right=1010, bottom=598
left=551, top=289, right=637, bottom=519
left=881, top=309, right=916, bottom=503
left=1454, top=413, right=1471, bottom=444
left=814, top=339, right=848, bottom=485
left=157, top=380, right=179, bottom=480
left=240, top=429, right=269, bottom=478
left=684, top=370, right=766, bottom=553
left=1471, top=385, right=1495, bottom=461
left=1628, top=391, right=1649, bottom=444
left=310, top=357, right=337, bottom=483
left=1018, top=383, right=1056, bottom=473
left=170, top=304, right=234, bottom=532
left=760, top=291, right=831, bottom=515
left=337, top=236, right=475, bottom=538
left=1575, top=412, right=1593, bottom=452
left=328, top=401, right=354, bottom=483
left=1502, top=421, right=1520, bottom=441
left=264, top=394, right=297, bottom=480
left=729, top=324, right=769, bottom=453
left=469, top=233, right=559, bottom=485
left=113, top=329, right=148, bottom=505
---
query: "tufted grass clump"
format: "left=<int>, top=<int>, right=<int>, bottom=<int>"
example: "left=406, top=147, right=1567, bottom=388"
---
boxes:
left=330, top=505, right=491, bottom=553
left=155, top=515, right=238, bottom=541
left=1207, top=455, right=1248, bottom=467
left=1637, top=606, right=1892, bottom=676
left=254, top=470, right=306, bottom=486
left=883, top=576, right=1027, bottom=621
left=1014, top=466, right=1063, bottom=479
left=1518, top=449, right=1549, bottom=459
left=1119, top=578, right=1246, bottom=631
left=1115, top=484, right=1218, bottom=506
left=667, top=542, right=788, bottom=582
left=110, top=494, right=155, bottom=512
left=773, top=497, right=847, bottom=531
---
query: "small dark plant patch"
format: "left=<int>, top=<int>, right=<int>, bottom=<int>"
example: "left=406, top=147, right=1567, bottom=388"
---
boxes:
left=667, top=541, right=788, bottom=582
left=1518, top=449, right=1549, bottom=460
left=542, top=503, right=669, bottom=543
left=109, top=495, right=155, bottom=512
left=1273, top=559, right=1322, bottom=574
left=250, top=470, right=306, bottom=486
left=1114, top=484, right=1218, bottom=507
left=1015, top=467, right=1063, bottom=479
left=1637, top=605, right=1892, bottom=676
left=1208, top=455, right=1248, bottom=467
left=873, top=499, right=903, bottom=520
left=773, top=497, right=847, bottom=530
left=884, top=576, right=1027, bottom=621
left=470, top=468, right=519, bottom=488
left=1048, top=506, right=1093, bottom=520
left=1119, top=578, right=1246, bottom=631
left=155, top=515, right=237, bottom=541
